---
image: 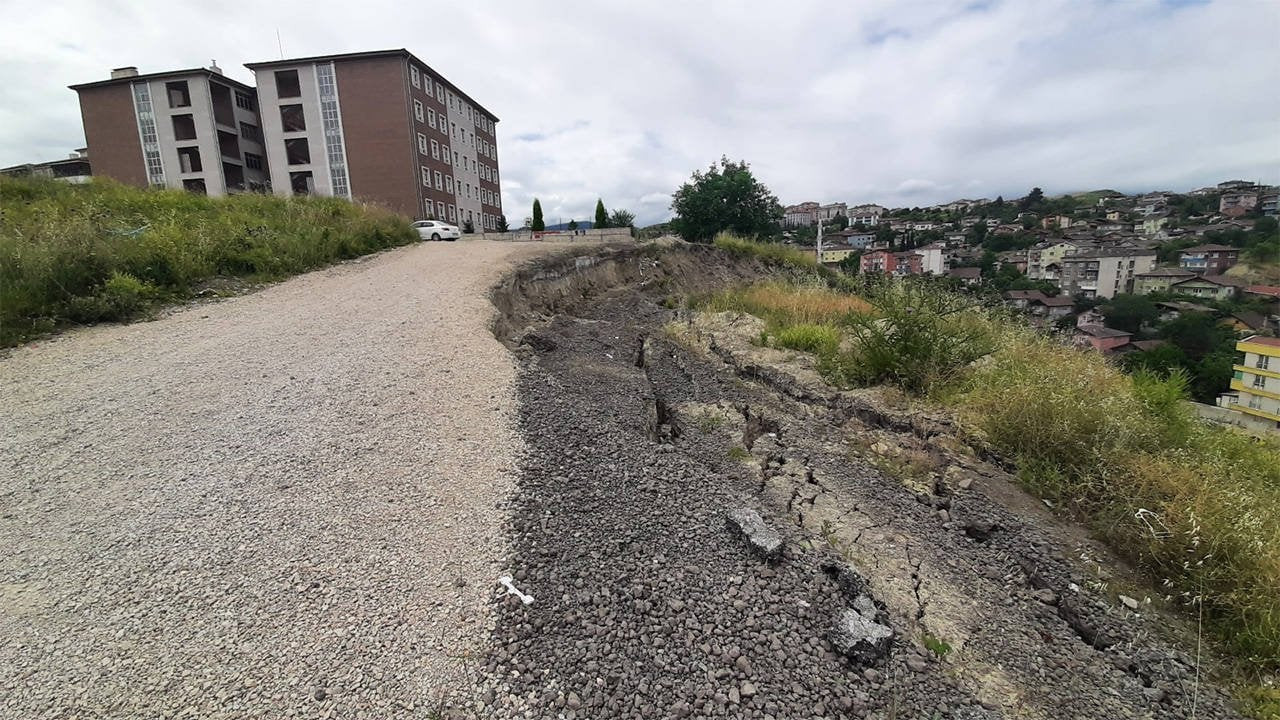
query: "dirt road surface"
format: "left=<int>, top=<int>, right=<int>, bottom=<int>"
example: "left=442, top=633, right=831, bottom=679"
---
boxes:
left=0, top=240, right=560, bottom=718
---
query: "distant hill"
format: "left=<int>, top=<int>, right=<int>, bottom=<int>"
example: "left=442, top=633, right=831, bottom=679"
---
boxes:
left=543, top=221, right=594, bottom=231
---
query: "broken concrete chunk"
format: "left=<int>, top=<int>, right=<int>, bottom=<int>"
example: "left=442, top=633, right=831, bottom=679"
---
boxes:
left=1119, top=595, right=1140, bottom=610
left=725, top=508, right=783, bottom=560
left=828, top=607, right=894, bottom=664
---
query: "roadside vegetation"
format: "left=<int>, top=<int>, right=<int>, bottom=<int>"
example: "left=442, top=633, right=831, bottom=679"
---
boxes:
left=696, top=236, right=1280, bottom=715
left=0, top=176, right=415, bottom=346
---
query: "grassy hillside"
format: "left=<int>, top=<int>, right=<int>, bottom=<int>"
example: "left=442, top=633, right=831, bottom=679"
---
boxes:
left=0, top=177, right=415, bottom=346
left=700, top=235, right=1280, bottom=717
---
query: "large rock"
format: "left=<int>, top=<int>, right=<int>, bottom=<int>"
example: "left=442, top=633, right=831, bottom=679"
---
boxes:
left=828, top=603, right=894, bottom=665
left=725, top=508, right=783, bottom=560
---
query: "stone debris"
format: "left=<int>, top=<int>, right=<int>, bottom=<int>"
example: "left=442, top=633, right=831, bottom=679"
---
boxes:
left=828, top=604, right=894, bottom=665
left=725, top=507, right=783, bottom=560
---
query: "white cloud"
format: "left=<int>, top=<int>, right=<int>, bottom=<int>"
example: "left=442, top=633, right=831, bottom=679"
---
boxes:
left=1, top=0, right=1276, bottom=226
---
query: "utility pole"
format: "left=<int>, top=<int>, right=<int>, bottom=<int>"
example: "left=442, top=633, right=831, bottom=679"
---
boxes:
left=816, top=218, right=824, bottom=264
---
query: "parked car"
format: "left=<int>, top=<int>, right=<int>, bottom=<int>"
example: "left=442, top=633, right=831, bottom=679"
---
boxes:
left=412, top=220, right=461, bottom=241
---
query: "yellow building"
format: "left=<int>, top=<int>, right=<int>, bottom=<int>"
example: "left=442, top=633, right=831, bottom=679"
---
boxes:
left=1223, top=335, right=1280, bottom=432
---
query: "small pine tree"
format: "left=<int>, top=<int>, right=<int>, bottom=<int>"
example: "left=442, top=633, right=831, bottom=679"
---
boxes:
left=594, top=199, right=609, bottom=229
left=531, top=199, right=545, bottom=231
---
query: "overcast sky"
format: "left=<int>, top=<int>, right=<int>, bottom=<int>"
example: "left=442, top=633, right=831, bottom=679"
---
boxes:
left=2, top=0, right=1277, bottom=225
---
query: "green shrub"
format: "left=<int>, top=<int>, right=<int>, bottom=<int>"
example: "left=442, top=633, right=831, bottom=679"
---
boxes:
left=712, top=232, right=818, bottom=271
left=774, top=323, right=841, bottom=355
left=0, top=176, right=416, bottom=345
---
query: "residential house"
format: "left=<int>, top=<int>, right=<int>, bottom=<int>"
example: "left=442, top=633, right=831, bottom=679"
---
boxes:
left=891, top=252, right=924, bottom=276
left=814, top=242, right=861, bottom=265
left=1217, top=180, right=1256, bottom=191
left=1260, top=192, right=1278, bottom=216
left=1223, top=311, right=1268, bottom=333
left=1219, top=191, right=1259, bottom=217
left=1219, top=336, right=1280, bottom=432
left=1133, top=267, right=1196, bottom=294
left=848, top=204, right=885, bottom=226
left=913, top=243, right=947, bottom=275
left=1057, top=248, right=1157, bottom=299
left=1139, top=214, right=1170, bottom=236
left=1105, top=209, right=1127, bottom=221
left=1179, top=244, right=1239, bottom=275
left=860, top=250, right=894, bottom=274
left=1155, top=301, right=1217, bottom=322
left=1003, top=290, right=1047, bottom=310
left=1027, top=240, right=1089, bottom=280
left=1167, top=274, right=1240, bottom=301
left=817, top=202, right=847, bottom=221
left=1075, top=325, right=1133, bottom=353
left=1034, top=295, right=1075, bottom=319
left=948, top=267, right=982, bottom=286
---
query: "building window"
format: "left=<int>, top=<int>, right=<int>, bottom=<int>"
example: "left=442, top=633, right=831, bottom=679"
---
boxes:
left=276, top=70, right=301, bottom=98
left=436, top=84, right=444, bottom=102
left=437, top=201, right=445, bottom=218
left=166, top=81, right=190, bottom=108
left=172, top=114, right=197, bottom=141
left=1254, top=374, right=1267, bottom=389
left=428, top=108, right=436, bottom=129
left=285, top=138, right=311, bottom=165
left=237, top=121, right=260, bottom=143
left=290, top=171, right=314, bottom=195
left=443, top=149, right=451, bottom=165
left=177, top=146, right=202, bottom=173
left=235, top=90, right=256, bottom=110
left=414, top=100, right=424, bottom=122
left=448, top=204, right=456, bottom=221
left=314, top=62, right=349, bottom=198
left=421, top=166, right=430, bottom=186
left=417, top=133, right=428, bottom=155
left=245, top=153, right=264, bottom=171
left=430, top=139, right=438, bottom=159
left=280, top=104, right=306, bottom=132
left=410, top=66, right=421, bottom=88
left=434, top=171, right=443, bottom=190
left=1258, top=355, right=1271, bottom=370
left=183, top=178, right=206, bottom=194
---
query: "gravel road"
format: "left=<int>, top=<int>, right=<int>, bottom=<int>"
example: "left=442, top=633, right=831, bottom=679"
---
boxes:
left=0, top=240, right=560, bottom=719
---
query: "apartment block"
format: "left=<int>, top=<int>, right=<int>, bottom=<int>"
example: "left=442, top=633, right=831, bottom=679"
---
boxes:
left=246, top=49, right=502, bottom=228
left=1057, top=249, right=1157, bottom=299
left=1221, top=336, right=1280, bottom=432
left=70, top=65, right=269, bottom=195
left=1179, top=244, right=1239, bottom=275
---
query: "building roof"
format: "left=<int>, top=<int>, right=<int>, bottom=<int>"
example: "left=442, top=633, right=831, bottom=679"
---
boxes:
left=1171, top=275, right=1240, bottom=288
left=1064, top=248, right=1156, bottom=260
left=1157, top=301, right=1216, bottom=313
left=1130, top=339, right=1168, bottom=352
left=244, top=48, right=499, bottom=120
left=1230, top=311, right=1267, bottom=330
left=69, top=66, right=255, bottom=93
left=1136, top=267, right=1195, bottom=278
left=1036, top=296, right=1075, bottom=307
left=1180, top=244, right=1237, bottom=253
left=948, top=267, right=981, bottom=279
left=1004, top=290, right=1047, bottom=301
left=1245, top=285, right=1280, bottom=298
left=1077, top=324, right=1132, bottom=338
left=1242, top=335, right=1280, bottom=349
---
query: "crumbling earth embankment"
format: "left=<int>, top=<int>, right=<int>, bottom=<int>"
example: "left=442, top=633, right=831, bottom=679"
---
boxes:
left=478, top=243, right=1244, bottom=720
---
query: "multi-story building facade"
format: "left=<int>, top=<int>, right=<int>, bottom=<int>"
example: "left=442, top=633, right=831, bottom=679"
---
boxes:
left=1179, top=244, right=1239, bottom=275
left=816, top=202, right=847, bottom=221
left=1221, top=336, right=1280, bottom=432
left=849, top=204, right=885, bottom=227
left=71, top=65, right=269, bottom=195
left=0, top=148, right=92, bottom=183
left=246, top=49, right=502, bottom=227
left=1058, top=249, right=1157, bottom=299
left=784, top=202, right=819, bottom=227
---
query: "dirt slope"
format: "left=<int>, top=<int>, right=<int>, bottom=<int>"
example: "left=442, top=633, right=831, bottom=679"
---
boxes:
left=480, top=243, right=1243, bottom=719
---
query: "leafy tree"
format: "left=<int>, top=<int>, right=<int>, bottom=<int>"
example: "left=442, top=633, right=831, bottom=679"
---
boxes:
left=1160, top=312, right=1235, bottom=361
left=463, top=219, right=475, bottom=234
left=594, top=199, right=609, bottom=229
left=837, top=251, right=864, bottom=274
left=567, top=219, right=579, bottom=231
left=496, top=214, right=509, bottom=232
left=1101, top=294, right=1159, bottom=334
left=608, top=208, right=635, bottom=228
left=531, top=199, right=545, bottom=231
left=670, top=157, right=783, bottom=242
left=968, top=221, right=988, bottom=246
left=830, top=213, right=849, bottom=231
left=1019, top=187, right=1045, bottom=211
left=979, top=250, right=997, bottom=277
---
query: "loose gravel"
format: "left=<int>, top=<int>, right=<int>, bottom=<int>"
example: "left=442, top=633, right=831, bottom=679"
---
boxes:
left=0, top=240, right=561, bottom=719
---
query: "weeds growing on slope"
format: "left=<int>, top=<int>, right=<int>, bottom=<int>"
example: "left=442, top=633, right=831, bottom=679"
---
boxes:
left=0, top=176, right=415, bottom=346
left=693, top=257, right=1280, bottom=707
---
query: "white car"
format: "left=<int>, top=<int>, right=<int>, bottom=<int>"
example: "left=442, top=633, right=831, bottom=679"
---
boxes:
left=412, top=220, right=461, bottom=241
